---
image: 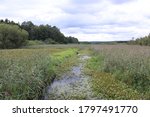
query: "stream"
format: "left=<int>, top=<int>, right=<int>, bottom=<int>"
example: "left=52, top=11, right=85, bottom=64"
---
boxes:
left=44, top=55, right=97, bottom=100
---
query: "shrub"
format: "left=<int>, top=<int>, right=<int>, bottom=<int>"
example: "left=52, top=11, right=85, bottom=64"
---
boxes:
left=0, top=23, right=28, bottom=49
left=44, top=38, right=58, bottom=44
left=26, top=40, right=45, bottom=46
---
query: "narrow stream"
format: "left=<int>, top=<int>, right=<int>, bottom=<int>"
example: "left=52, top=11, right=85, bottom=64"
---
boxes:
left=44, top=55, right=97, bottom=100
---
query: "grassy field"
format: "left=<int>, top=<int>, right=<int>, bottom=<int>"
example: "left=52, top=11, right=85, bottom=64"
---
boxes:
left=86, top=45, right=150, bottom=99
left=0, top=44, right=149, bottom=99
left=0, top=46, right=78, bottom=99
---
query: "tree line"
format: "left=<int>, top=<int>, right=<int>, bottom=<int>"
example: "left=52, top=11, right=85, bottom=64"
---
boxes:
left=128, top=34, right=150, bottom=46
left=0, top=20, right=28, bottom=49
left=0, top=19, right=79, bottom=49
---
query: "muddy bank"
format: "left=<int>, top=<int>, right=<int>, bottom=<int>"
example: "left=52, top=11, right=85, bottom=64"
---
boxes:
left=43, top=55, right=97, bottom=100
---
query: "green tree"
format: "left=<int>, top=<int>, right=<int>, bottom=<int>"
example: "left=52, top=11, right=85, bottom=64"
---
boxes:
left=66, top=36, right=79, bottom=43
left=20, top=21, right=79, bottom=44
left=21, top=21, right=34, bottom=40
left=0, top=23, right=28, bottom=49
left=128, top=33, right=150, bottom=46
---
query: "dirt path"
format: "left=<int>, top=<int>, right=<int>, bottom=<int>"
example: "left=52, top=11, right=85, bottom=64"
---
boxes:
left=44, top=54, right=97, bottom=100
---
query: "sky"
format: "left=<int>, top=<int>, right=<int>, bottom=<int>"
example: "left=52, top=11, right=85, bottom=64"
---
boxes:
left=0, top=0, right=150, bottom=41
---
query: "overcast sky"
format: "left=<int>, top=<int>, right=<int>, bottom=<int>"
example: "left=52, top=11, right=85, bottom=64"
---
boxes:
left=0, top=0, right=150, bottom=41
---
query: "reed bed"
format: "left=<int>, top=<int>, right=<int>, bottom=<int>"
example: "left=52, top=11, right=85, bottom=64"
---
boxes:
left=87, top=45, right=150, bottom=99
left=0, top=48, right=77, bottom=99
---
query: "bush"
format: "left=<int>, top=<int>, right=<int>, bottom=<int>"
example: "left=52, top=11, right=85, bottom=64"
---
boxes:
left=44, top=38, right=58, bottom=44
left=26, top=40, right=45, bottom=46
left=0, top=23, right=28, bottom=49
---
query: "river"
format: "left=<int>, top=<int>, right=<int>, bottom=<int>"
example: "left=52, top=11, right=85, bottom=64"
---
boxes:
left=43, top=55, right=98, bottom=100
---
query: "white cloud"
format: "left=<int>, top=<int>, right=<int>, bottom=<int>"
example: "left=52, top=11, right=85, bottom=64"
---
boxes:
left=0, top=0, right=150, bottom=41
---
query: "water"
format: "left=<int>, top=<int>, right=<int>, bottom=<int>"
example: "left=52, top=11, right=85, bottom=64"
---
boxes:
left=44, top=55, right=97, bottom=100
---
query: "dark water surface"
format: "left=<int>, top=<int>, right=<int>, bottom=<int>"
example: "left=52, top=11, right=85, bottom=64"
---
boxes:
left=44, top=55, right=97, bottom=100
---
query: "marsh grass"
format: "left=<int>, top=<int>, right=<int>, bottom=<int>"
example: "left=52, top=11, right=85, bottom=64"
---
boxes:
left=0, top=47, right=78, bottom=99
left=86, top=45, right=150, bottom=99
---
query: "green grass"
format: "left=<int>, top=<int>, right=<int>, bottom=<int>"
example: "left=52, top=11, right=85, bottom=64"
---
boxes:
left=86, top=45, right=150, bottom=99
left=0, top=47, right=78, bottom=99
left=86, top=56, right=142, bottom=99
left=1, top=44, right=149, bottom=100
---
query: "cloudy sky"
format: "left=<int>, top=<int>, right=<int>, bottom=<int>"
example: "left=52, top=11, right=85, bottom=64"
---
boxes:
left=0, top=0, right=150, bottom=41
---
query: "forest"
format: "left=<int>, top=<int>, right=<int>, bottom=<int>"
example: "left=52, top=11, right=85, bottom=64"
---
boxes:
left=0, top=19, right=79, bottom=49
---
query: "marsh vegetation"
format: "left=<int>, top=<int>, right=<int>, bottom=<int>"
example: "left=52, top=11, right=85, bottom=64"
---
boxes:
left=0, top=44, right=149, bottom=100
